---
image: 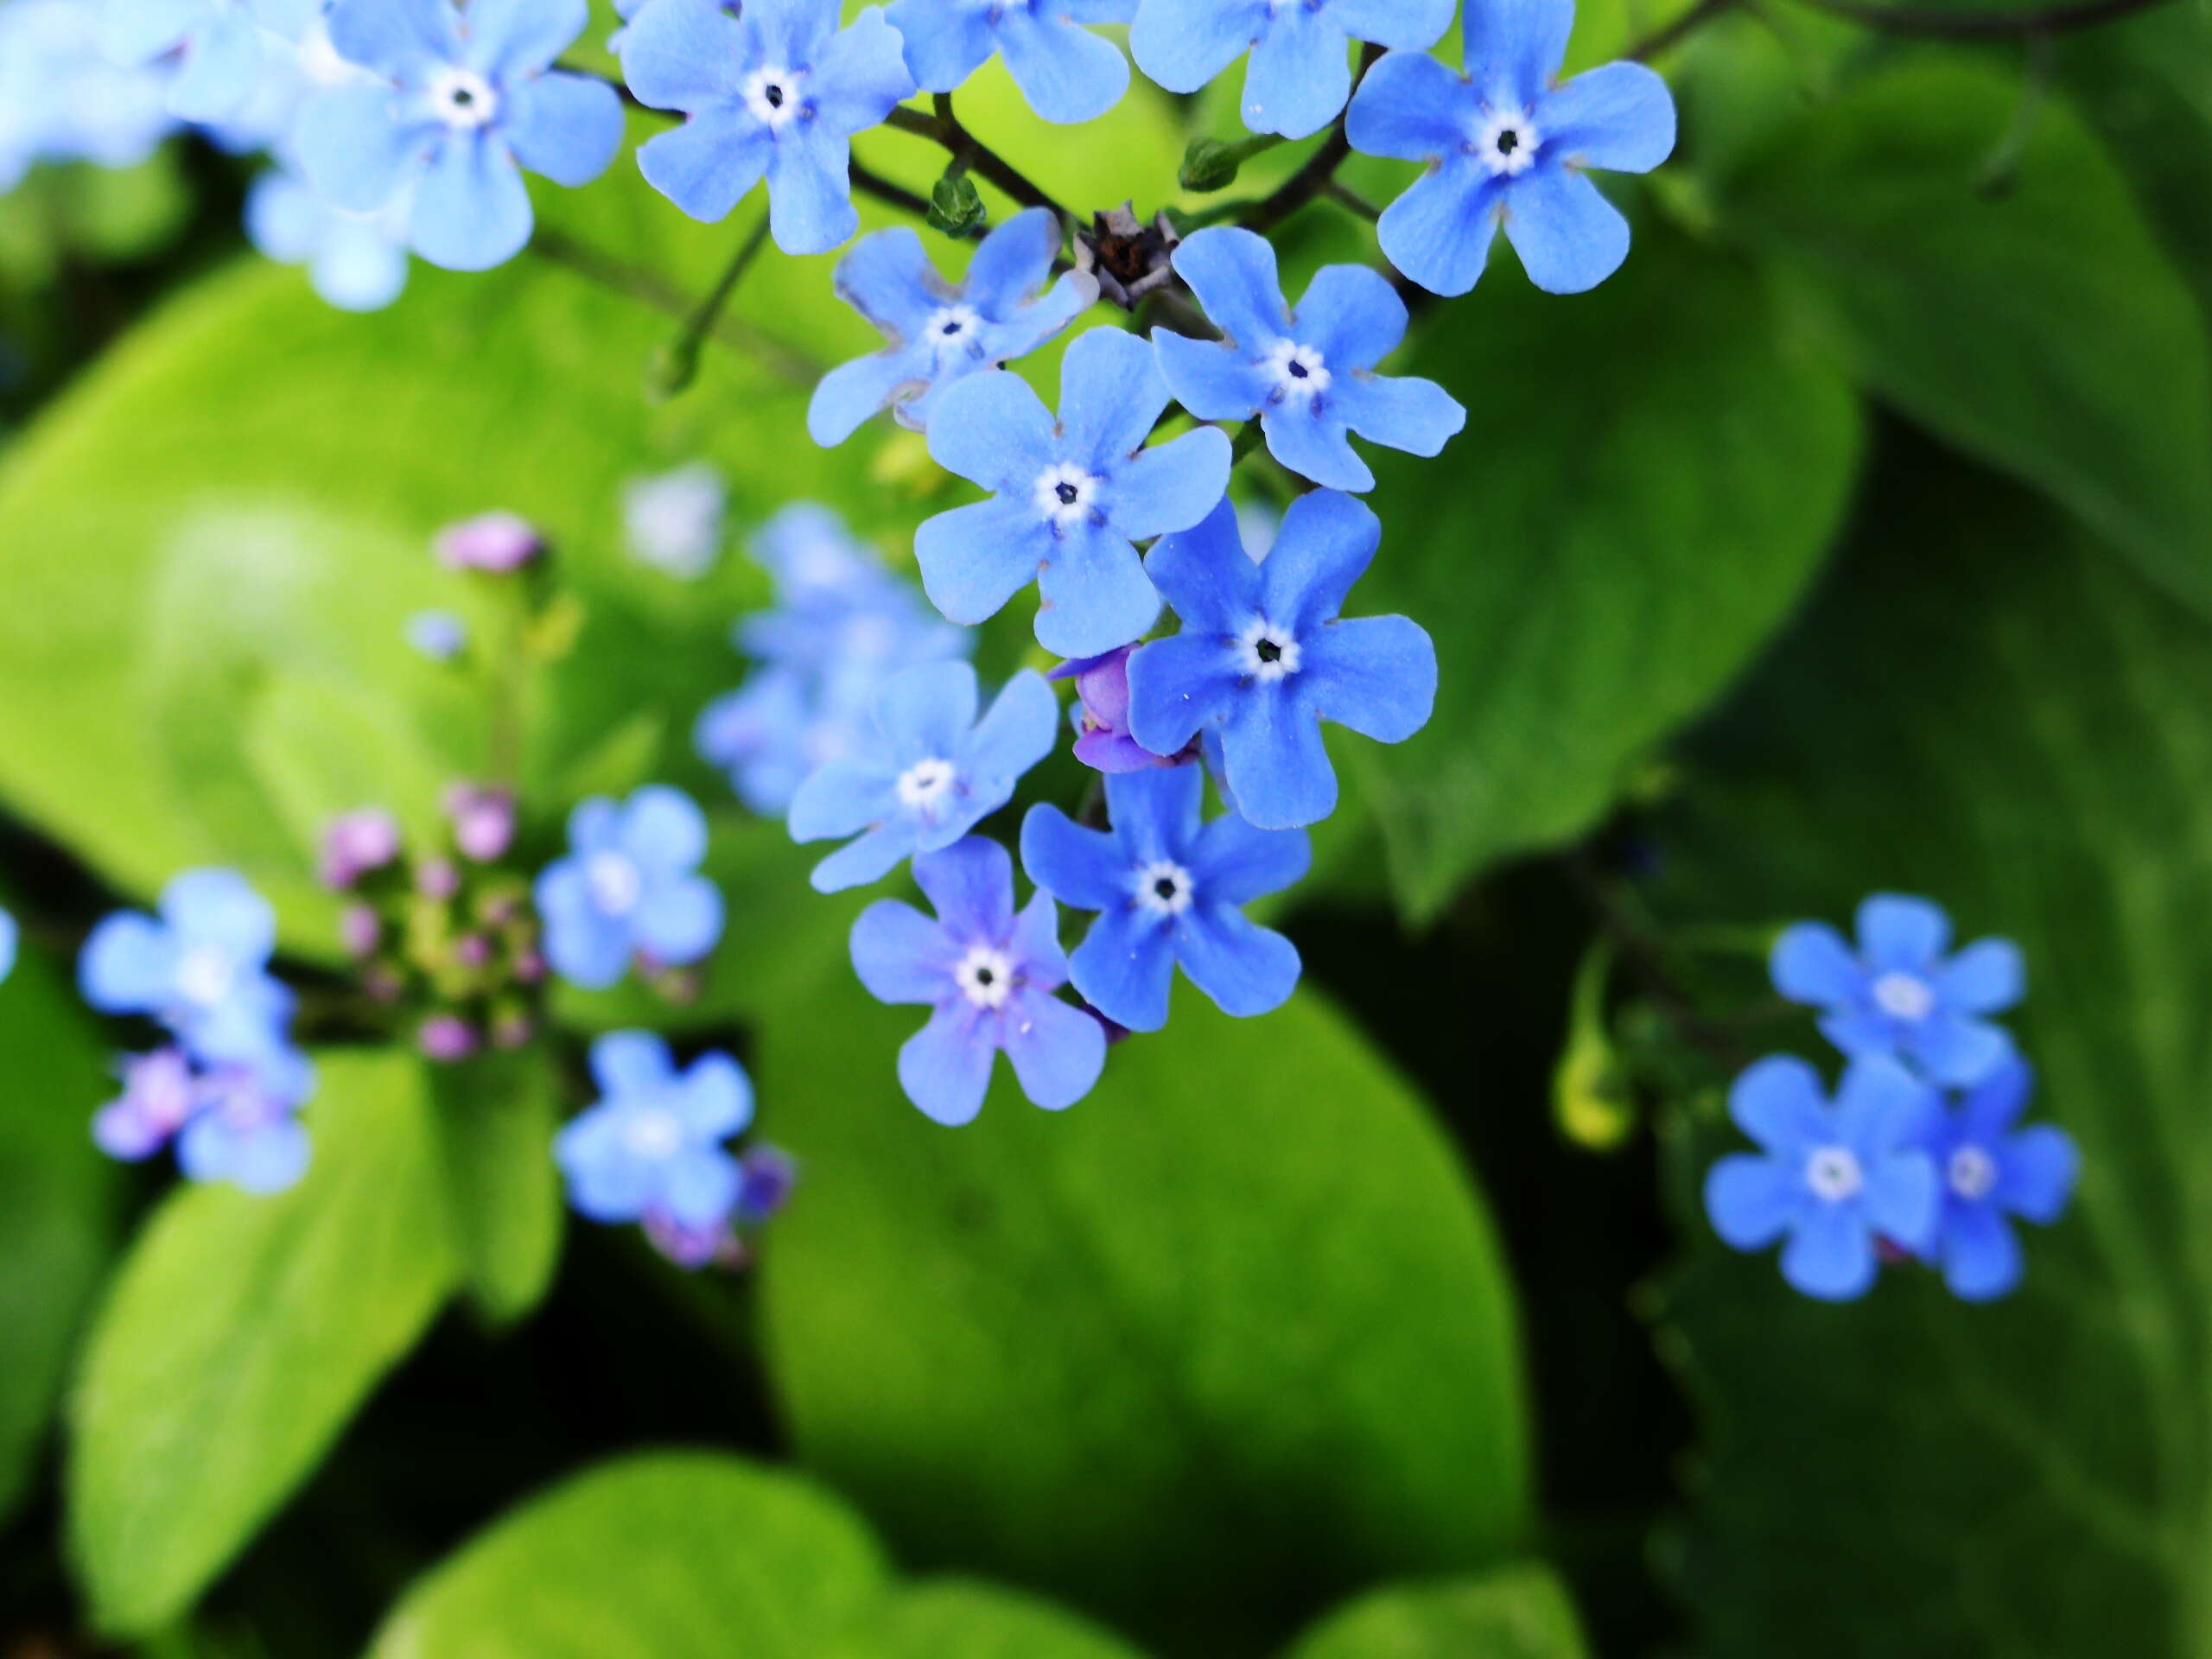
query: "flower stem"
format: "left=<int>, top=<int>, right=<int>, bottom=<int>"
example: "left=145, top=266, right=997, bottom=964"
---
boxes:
left=646, top=212, right=773, bottom=402
left=884, top=97, right=1074, bottom=225
left=1238, top=44, right=1383, bottom=234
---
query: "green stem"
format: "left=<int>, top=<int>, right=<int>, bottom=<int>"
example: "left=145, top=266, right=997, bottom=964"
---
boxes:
left=885, top=97, right=1072, bottom=223
left=646, top=213, right=773, bottom=402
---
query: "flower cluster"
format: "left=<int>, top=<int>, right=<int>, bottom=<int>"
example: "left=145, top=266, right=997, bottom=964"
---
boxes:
left=1705, top=895, right=2078, bottom=1302
left=0, top=0, right=174, bottom=191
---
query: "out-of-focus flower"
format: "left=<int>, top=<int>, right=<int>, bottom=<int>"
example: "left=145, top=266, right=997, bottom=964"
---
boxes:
left=624, top=462, right=728, bottom=580
left=0, top=0, right=175, bottom=189
left=79, top=868, right=295, bottom=1067
left=246, top=162, right=412, bottom=311
left=1902, top=1060, right=2078, bottom=1301
left=534, top=786, right=723, bottom=989
left=406, top=609, right=467, bottom=661
left=1132, top=0, right=1454, bottom=138
left=445, top=784, right=518, bottom=862
left=435, top=510, right=543, bottom=572
left=556, top=1032, right=754, bottom=1259
left=320, top=808, right=402, bottom=889
left=416, top=1012, right=479, bottom=1062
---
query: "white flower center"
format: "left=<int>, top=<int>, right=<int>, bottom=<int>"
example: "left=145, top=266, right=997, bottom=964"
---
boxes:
left=1871, top=970, right=1936, bottom=1022
left=1948, top=1143, right=1998, bottom=1202
left=175, top=946, right=237, bottom=1008
left=1134, top=860, right=1194, bottom=917
left=1264, top=339, right=1331, bottom=401
left=954, top=943, right=1016, bottom=1009
left=1033, top=461, right=1101, bottom=529
left=622, top=1106, right=684, bottom=1160
left=1803, top=1145, right=1865, bottom=1204
left=896, top=756, right=959, bottom=813
left=426, top=65, right=499, bottom=129
left=1475, top=106, right=1540, bottom=176
left=586, top=851, right=645, bottom=917
left=1236, top=617, right=1302, bottom=683
left=925, top=302, right=982, bottom=357
left=745, top=65, right=801, bottom=129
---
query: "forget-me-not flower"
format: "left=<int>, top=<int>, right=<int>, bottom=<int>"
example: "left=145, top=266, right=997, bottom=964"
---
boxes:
left=1127, top=492, right=1435, bottom=829
left=789, top=660, right=1058, bottom=892
left=625, top=461, right=728, bottom=579
left=1022, top=765, right=1307, bottom=1032
left=1, top=0, right=175, bottom=189
left=1772, top=894, right=2023, bottom=1087
left=917, top=328, right=1234, bottom=658
left=298, top=0, right=623, bottom=272
left=92, top=1048, right=201, bottom=1162
left=852, top=836, right=1107, bottom=1124
left=1346, top=0, right=1675, bottom=296
left=809, top=208, right=1099, bottom=446
left=1704, top=1054, right=1940, bottom=1302
left=1901, top=1059, right=2078, bottom=1301
left=620, top=0, right=916, bottom=256
left=79, top=868, right=296, bottom=1067
left=556, top=1032, right=754, bottom=1243
left=174, top=1047, right=316, bottom=1194
left=534, top=786, right=725, bottom=989
left=1154, top=227, right=1465, bottom=492
left=101, top=0, right=311, bottom=124
left=246, top=162, right=410, bottom=310
left=0, top=905, right=14, bottom=985
left=886, top=0, right=1135, bottom=124
left=1130, top=0, right=1453, bottom=139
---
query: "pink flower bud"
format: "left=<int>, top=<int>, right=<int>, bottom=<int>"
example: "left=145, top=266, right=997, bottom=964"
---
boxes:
left=320, top=809, right=402, bottom=890
left=433, top=511, right=543, bottom=573
left=417, top=1014, right=480, bottom=1063
left=444, top=783, right=518, bottom=863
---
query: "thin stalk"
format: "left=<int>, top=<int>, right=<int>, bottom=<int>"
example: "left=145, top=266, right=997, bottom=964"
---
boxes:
left=884, top=97, right=1073, bottom=222
left=647, top=213, right=773, bottom=401
left=1239, top=43, right=1383, bottom=234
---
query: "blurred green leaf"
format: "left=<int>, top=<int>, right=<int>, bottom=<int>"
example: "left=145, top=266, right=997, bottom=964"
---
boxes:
left=1719, top=56, right=2212, bottom=615
left=758, top=988, right=1529, bottom=1656
left=1654, top=442, right=2212, bottom=1655
left=1354, top=227, right=1860, bottom=921
left=426, top=1046, right=564, bottom=1325
left=860, top=1581, right=1147, bottom=1659
left=68, top=1051, right=459, bottom=1637
left=1280, top=1565, right=1591, bottom=1658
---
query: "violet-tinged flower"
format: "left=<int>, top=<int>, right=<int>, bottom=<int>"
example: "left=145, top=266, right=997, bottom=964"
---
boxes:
left=1901, top=1060, right=2078, bottom=1301
left=918, top=329, right=1233, bottom=658
left=534, top=786, right=725, bottom=989
left=886, top=0, right=1135, bottom=124
left=0, top=906, right=16, bottom=986
left=101, top=0, right=311, bottom=124
left=320, top=807, right=401, bottom=889
left=734, top=1144, right=798, bottom=1221
left=298, top=0, right=622, bottom=272
left=491, top=1010, right=534, bottom=1049
left=1772, top=894, right=2023, bottom=1087
left=1154, top=227, right=1465, bottom=492
left=556, top=1032, right=754, bottom=1243
left=1021, top=765, right=1307, bottom=1032
left=852, top=836, right=1106, bottom=1124
left=406, top=609, right=467, bottom=661
left=1128, top=492, right=1435, bottom=828
left=809, top=209, right=1099, bottom=447
left=246, top=162, right=412, bottom=313
left=175, top=1049, right=315, bottom=1193
left=790, top=661, right=1058, bottom=892
left=79, top=869, right=295, bottom=1068
left=417, top=1013, right=479, bottom=1061
left=339, top=902, right=380, bottom=957
left=1131, top=0, right=1452, bottom=139
left=92, top=1048, right=200, bottom=1161
left=1075, top=201, right=1179, bottom=310
left=1346, top=0, right=1675, bottom=296
left=1052, top=646, right=1189, bottom=774
left=415, top=856, right=461, bottom=899
left=1705, top=1054, right=1940, bottom=1301
left=435, top=509, right=543, bottom=572
left=445, top=783, right=517, bottom=862
left=625, top=462, right=728, bottom=580
left=620, top=0, right=916, bottom=256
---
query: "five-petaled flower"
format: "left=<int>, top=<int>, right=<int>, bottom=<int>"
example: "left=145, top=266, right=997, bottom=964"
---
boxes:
left=851, top=836, right=1107, bottom=1124
left=810, top=208, right=1100, bottom=446
left=1346, top=0, right=1675, bottom=296
left=789, top=660, right=1058, bottom=892
left=1771, top=893, right=2024, bottom=1087
left=534, top=786, right=725, bottom=989
left=1901, top=1059, right=2078, bottom=1301
left=917, top=327, right=1233, bottom=658
left=1128, top=492, right=1436, bottom=828
left=1704, top=1054, right=1939, bottom=1302
left=556, top=1032, right=756, bottom=1252
left=887, top=0, right=1135, bottom=124
left=1130, top=0, right=1455, bottom=139
left=1154, top=227, right=1465, bottom=492
left=1021, top=765, right=1307, bottom=1032
left=79, top=868, right=297, bottom=1068
left=298, top=0, right=624, bottom=272
left=620, top=0, right=916, bottom=256
left=245, top=162, right=413, bottom=313
left=102, top=0, right=312, bottom=124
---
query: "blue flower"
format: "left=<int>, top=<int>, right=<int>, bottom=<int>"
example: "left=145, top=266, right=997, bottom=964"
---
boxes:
left=610, top=0, right=735, bottom=54
left=621, top=0, right=916, bottom=256
left=917, top=329, right=1234, bottom=658
left=556, top=1032, right=754, bottom=1239
left=1021, top=765, right=1307, bottom=1032
left=1903, top=1060, right=2078, bottom=1302
left=624, top=461, right=728, bottom=579
left=0, top=905, right=14, bottom=985
left=173, top=1048, right=316, bottom=1194
left=1130, top=0, right=1453, bottom=139
left=1154, top=227, right=1465, bottom=492
left=790, top=661, right=1058, bottom=892
left=92, top=1047, right=200, bottom=1161
left=886, top=0, right=1135, bottom=124
left=298, top=0, right=623, bottom=272
left=1346, top=0, right=1675, bottom=296
left=1704, top=1054, right=1940, bottom=1302
left=534, top=786, right=725, bottom=989
left=246, top=162, right=410, bottom=311
left=1127, top=492, right=1435, bottom=829
left=405, top=608, right=467, bottom=660
left=0, top=0, right=175, bottom=188
left=1772, top=894, right=2023, bottom=1087
left=101, top=0, right=310, bottom=124
left=79, top=868, right=296, bottom=1068
left=852, top=836, right=1107, bottom=1124
left=809, top=209, right=1099, bottom=446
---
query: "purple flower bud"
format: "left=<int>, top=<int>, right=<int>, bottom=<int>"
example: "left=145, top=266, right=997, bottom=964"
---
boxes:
left=363, top=965, right=405, bottom=1003
left=453, top=933, right=493, bottom=969
left=320, top=808, right=402, bottom=889
left=434, top=511, right=544, bottom=573
left=416, top=858, right=461, bottom=901
left=444, top=783, right=518, bottom=863
left=1051, top=648, right=1192, bottom=774
left=339, top=902, right=381, bottom=958
left=92, top=1049, right=199, bottom=1160
left=642, top=1206, right=742, bottom=1271
left=735, top=1146, right=798, bottom=1223
left=513, top=950, right=547, bottom=986
left=417, top=1014, right=480, bottom=1062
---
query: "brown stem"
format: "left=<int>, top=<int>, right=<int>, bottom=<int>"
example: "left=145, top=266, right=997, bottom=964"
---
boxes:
left=884, top=99, right=1072, bottom=223
left=1240, top=43, right=1383, bottom=234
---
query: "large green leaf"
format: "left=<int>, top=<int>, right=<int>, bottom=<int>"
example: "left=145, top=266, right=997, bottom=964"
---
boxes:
left=1718, top=56, right=2212, bottom=616
left=68, top=1051, right=460, bottom=1636
left=426, top=1047, right=564, bottom=1325
left=1653, top=444, right=2212, bottom=1656
left=1354, top=228, right=1860, bottom=920
left=1281, top=1566, right=1590, bottom=1659
left=362, top=1452, right=1144, bottom=1659
left=0, top=912, right=119, bottom=1522
left=758, top=987, right=1529, bottom=1656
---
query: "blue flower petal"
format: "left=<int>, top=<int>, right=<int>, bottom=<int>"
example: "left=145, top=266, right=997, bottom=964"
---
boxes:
left=810, top=340, right=935, bottom=445
left=1020, top=805, right=1131, bottom=912
left=916, top=836, right=1018, bottom=941
left=181, top=1113, right=311, bottom=1195
left=1705, top=1154, right=1796, bottom=1250
left=1958, top=1058, right=2033, bottom=1140
left=1173, top=903, right=1300, bottom=1016
left=1299, top=614, right=1437, bottom=742
left=1003, top=987, right=1107, bottom=1108
left=461, top=0, right=587, bottom=78
left=810, top=823, right=919, bottom=893
left=1062, top=327, right=1176, bottom=469
left=1126, top=632, right=1243, bottom=758
left=1129, top=0, right=1263, bottom=92
left=964, top=669, right=1060, bottom=782
left=1464, top=0, right=1575, bottom=104
left=559, top=1115, right=656, bottom=1220
left=963, top=205, right=1063, bottom=315
left=1939, top=1200, right=2023, bottom=1301
left=996, top=3, right=1128, bottom=124
left=926, top=365, right=1058, bottom=488
left=765, top=129, right=860, bottom=255
left=591, top=1031, right=677, bottom=1096
left=620, top=0, right=750, bottom=105
left=1108, top=426, right=1232, bottom=541
left=1865, top=1150, right=1940, bottom=1251
left=1726, top=1054, right=1824, bottom=1153
left=1219, top=694, right=1337, bottom=828
left=79, top=914, right=178, bottom=1014
left=1780, top=1203, right=1876, bottom=1301
left=885, top=0, right=996, bottom=90
left=853, top=899, right=957, bottom=1002
left=1832, top=1054, right=1930, bottom=1149
left=620, top=785, right=710, bottom=869
left=312, top=218, right=411, bottom=311
left=1293, top=261, right=1406, bottom=371
left=809, top=5, right=917, bottom=136
left=1855, top=892, right=1951, bottom=970
left=246, top=170, right=322, bottom=262
left=164, top=868, right=276, bottom=963
left=1172, top=226, right=1291, bottom=350
left=639, top=107, right=772, bottom=221
left=1997, top=1122, right=2078, bottom=1224
left=1034, top=521, right=1163, bottom=658
left=677, top=1052, right=754, bottom=1138
left=1103, top=763, right=1205, bottom=862
left=832, top=226, right=945, bottom=337
left=916, top=497, right=1056, bottom=627
left=1376, top=162, right=1503, bottom=297
left=1344, top=48, right=1468, bottom=159
left=569, top=796, right=624, bottom=855
left=537, top=866, right=636, bottom=988
left=1261, top=405, right=1372, bottom=492
left=1258, top=486, right=1378, bottom=631
left=632, top=873, right=724, bottom=963
left=1011, top=887, right=1070, bottom=986
left=167, top=10, right=265, bottom=123
left=1241, top=0, right=1346, bottom=138
left=505, top=69, right=622, bottom=186
left=1144, top=497, right=1262, bottom=629
left=1071, top=905, right=1176, bottom=1032
left=410, top=131, right=532, bottom=270
left=877, top=658, right=982, bottom=756
left=1501, top=165, right=1630, bottom=295
left=898, top=1001, right=997, bottom=1125
left=1187, top=810, right=1310, bottom=904
left=102, top=0, right=203, bottom=65
left=1330, top=0, right=1455, bottom=48
left=1332, top=372, right=1467, bottom=464
left=661, top=1145, right=743, bottom=1228
left=1154, top=330, right=1274, bottom=423
left=327, top=0, right=462, bottom=78
left=1540, top=60, right=1677, bottom=173
left=298, top=80, right=432, bottom=213
left=1911, top=1014, right=2013, bottom=1087
left=1770, top=921, right=1859, bottom=1007
left=790, top=760, right=900, bottom=842
left=1936, top=937, right=2024, bottom=1014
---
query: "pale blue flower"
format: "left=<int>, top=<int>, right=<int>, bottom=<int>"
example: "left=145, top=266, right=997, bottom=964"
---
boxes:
left=246, top=161, right=410, bottom=310
left=1131, top=0, right=1453, bottom=139
left=1902, top=1060, right=2079, bottom=1301
left=535, top=787, right=725, bottom=989
left=79, top=868, right=296, bottom=1069
left=886, top=0, right=1135, bottom=124
left=556, top=1031, right=753, bottom=1235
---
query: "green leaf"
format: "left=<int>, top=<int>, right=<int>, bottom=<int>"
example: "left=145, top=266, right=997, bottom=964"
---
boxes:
left=0, top=913, right=119, bottom=1522
left=68, top=1051, right=459, bottom=1636
left=1719, top=57, right=2212, bottom=616
left=1354, top=227, right=1860, bottom=920
left=758, top=988, right=1529, bottom=1656
left=426, top=1047, right=564, bottom=1325
left=1281, top=1566, right=1591, bottom=1659
left=860, top=1582, right=1146, bottom=1659
left=1652, top=443, right=2212, bottom=1656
